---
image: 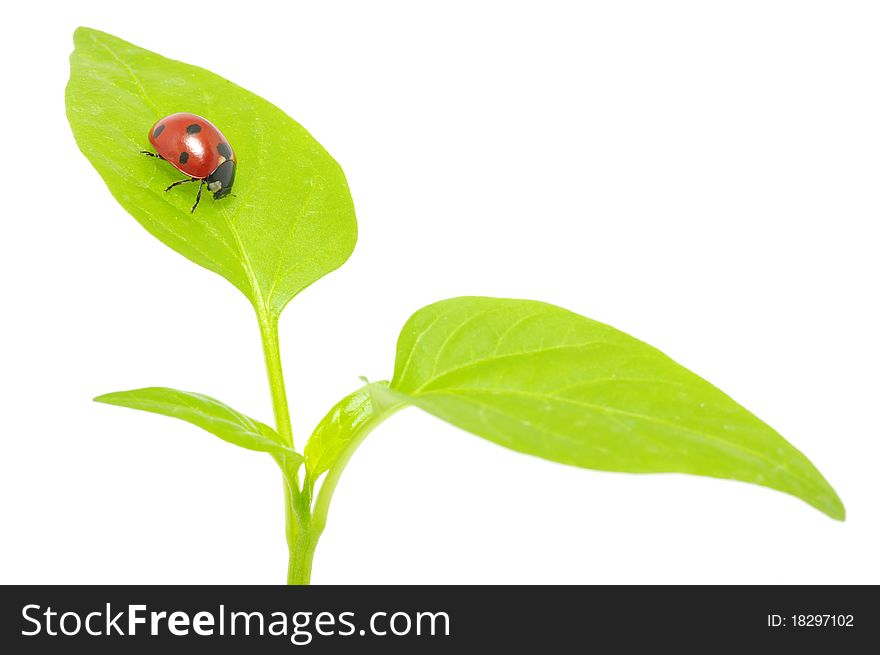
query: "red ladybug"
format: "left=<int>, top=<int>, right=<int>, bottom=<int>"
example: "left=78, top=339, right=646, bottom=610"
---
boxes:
left=141, top=112, right=236, bottom=212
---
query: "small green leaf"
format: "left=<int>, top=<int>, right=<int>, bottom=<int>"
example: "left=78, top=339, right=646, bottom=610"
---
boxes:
left=304, top=381, right=399, bottom=480
left=66, top=28, right=357, bottom=315
left=95, top=387, right=301, bottom=460
left=304, top=381, right=405, bottom=531
left=390, top=297, right=844, bottom=520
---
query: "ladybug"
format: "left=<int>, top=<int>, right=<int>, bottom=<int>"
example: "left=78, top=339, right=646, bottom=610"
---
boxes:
left=141, top=112, right=236, bottom=212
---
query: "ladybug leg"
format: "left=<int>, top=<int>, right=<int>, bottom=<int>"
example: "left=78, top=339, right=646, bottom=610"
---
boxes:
left=165, top=177, right=197, bottom=192
left=191, top=180, right=205, bottom=213
left=140, top=150, right=165, bottom=161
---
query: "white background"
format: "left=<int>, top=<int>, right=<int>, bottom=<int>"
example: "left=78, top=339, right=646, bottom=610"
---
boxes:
left=1, top=1, right=877, bottom=584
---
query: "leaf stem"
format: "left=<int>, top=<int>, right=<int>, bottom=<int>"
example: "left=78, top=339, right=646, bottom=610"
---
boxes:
left=280, top=465, right=314, bottom=584
left=287, top=524, right=318, bottom=585
left=257, top=309, right=295, bottom=449
left=257, top=320, right=405, bottom=584
left=311, top=398, right=405, bottom=535
left=257, top=307, right=314, bottom=583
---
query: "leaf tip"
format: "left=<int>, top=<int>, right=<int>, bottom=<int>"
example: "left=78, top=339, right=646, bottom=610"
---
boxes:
left=72, top=27, right=118, bottom=54
left=73, top=26, right=97, bottom=45
left=805, top=478, right=845, bottom=521
left=805, top=466, right=846, bottom=521
left=825, top=493, right=846, bottom=522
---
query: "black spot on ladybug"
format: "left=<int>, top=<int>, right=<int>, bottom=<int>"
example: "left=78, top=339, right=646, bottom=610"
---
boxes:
left=179, top=152, right=189, bottom=164
left=153, top=124, right=165, bottom=138
left=217, top=142, right=232, bottom=159
left=186, top=123, right=202, bottom=134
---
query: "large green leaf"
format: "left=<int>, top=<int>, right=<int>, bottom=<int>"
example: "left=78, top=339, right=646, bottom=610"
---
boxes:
left=95, top=387, right=301, bottom=459
left=389, top=297, right=844, bottom=520
left=66, top=27, right=356, bottom=314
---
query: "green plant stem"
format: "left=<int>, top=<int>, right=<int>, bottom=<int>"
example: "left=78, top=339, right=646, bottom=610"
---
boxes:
left=285, top=474, right=316, bottom=585
left=287, top=416, right=386, bottom=585
left=311, top=400, right=405, bottom=534
left=257, top=307, right=314, bottom=584
left=287, top=396, right=404, bottom=584
left=281, top=471, right=301, bottom=582
left=288, top=528, right=318, bottom=585
left=257, top=309, right=294, bottom=449
left=257, top=319, right=406, bottom=584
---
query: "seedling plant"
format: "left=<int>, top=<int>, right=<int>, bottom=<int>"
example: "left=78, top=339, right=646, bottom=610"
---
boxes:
left=66, top=28, right=843, bottom=584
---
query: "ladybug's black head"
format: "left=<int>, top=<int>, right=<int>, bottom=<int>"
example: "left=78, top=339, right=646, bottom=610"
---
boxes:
left=206, top=160, right=236, bottom=200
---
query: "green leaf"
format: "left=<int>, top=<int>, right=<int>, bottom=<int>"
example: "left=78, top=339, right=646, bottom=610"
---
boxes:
left=304, top=381, right=404, bottom=531
left=95, top=387, right=301, bottom=460
left=304, top=381, right=399, bottom=480
left=390, top=297, right=844, bottom=520
left=66, top=27, right=356, bottom=315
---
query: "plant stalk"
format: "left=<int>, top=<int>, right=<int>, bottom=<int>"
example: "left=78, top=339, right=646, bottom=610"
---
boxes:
left=257, top=307, right=314, bottom=584
left=287, top=522, right=319, bottom=585
left=257, top=309, right=295, bottom=449
left=255, top=314, right=400, bottom=584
